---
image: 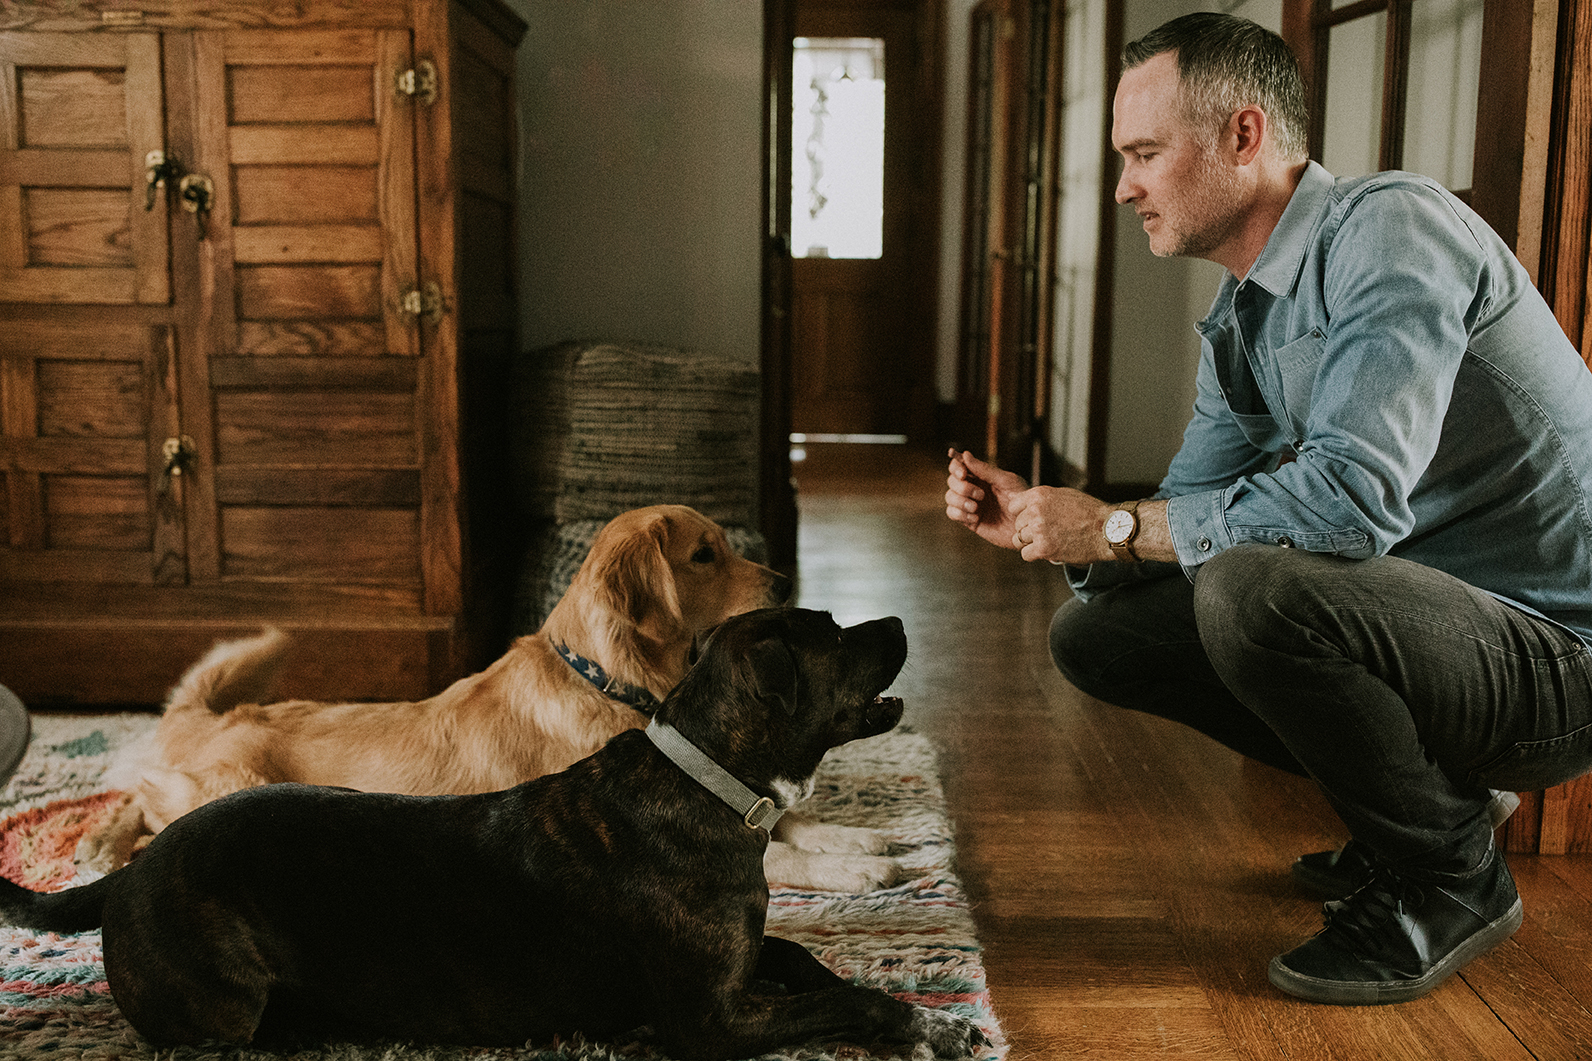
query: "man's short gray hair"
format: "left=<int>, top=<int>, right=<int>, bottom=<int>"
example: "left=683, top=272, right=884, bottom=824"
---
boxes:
left=1123, top=12, right=1309, bottom=164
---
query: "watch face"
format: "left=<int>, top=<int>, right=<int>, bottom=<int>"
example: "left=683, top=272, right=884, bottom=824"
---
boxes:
left=1105, top=508, right=1134, bottom=544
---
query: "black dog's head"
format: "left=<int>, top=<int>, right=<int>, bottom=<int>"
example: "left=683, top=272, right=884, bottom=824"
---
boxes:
left=661, top=607, right=907, bottom=806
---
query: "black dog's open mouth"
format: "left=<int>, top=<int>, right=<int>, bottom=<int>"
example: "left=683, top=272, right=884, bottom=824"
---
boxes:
left=862, top=695, right=905, bottom=736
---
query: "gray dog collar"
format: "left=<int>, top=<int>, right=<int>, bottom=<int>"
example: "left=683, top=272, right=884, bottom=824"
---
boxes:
left=645, top=720, right=783, bottom=832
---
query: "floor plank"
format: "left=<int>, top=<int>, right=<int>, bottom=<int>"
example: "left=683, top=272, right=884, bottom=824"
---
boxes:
left=792, top=441, right=1592, bottom=1061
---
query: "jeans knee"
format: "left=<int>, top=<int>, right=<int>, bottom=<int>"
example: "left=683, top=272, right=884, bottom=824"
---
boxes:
left=1049, top=576, right=1203, bottom=704
left=1049, top=598, right=1104, bottom=694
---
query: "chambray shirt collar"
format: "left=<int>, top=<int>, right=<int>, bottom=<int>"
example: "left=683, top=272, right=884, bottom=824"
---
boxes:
left=1240, top=160, right=1336, bottom=299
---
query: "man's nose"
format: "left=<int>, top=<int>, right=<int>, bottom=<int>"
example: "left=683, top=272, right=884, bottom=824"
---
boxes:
left=1114, top=170, right=1138, bottom=205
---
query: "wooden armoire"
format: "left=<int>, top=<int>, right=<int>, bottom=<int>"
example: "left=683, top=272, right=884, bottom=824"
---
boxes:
left=0, top=0, right=526, bottom=705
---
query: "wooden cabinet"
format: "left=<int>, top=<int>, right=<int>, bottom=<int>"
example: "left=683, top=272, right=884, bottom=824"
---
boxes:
left=0, top=0, right=525, bottom=705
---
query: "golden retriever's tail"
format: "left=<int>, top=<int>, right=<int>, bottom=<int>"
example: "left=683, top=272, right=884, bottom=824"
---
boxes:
left=165, top=628, right=291, bottom=716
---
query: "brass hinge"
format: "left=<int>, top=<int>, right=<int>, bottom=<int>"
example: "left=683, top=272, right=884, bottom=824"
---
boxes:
left=400, top=281, right=444, bottom=324
left=396, top=60, right=439, bottom=106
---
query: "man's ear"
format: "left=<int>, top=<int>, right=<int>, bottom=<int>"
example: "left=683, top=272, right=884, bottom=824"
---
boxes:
left=748, top=638, right=799, bottom=715
left=1231, top=104, right=1266, bottom=165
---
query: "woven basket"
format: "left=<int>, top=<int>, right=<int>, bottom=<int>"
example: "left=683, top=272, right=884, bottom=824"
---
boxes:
left=511, top=341, right=760, bottom=527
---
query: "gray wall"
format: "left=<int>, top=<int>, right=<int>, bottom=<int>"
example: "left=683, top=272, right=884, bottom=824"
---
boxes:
left=511, top=0, right=764, bottom=363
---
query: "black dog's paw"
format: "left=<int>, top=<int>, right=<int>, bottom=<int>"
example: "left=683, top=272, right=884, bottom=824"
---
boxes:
left=906, top=1005, right=989, bottom=1059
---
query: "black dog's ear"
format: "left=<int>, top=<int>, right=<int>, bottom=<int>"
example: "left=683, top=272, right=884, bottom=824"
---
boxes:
left=689, top=621, right=726, bottom=666
left=749, top=637, right=799, bottom=715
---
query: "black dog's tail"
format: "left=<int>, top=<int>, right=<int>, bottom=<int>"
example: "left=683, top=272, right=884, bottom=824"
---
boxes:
left=0, top=873, right=108, bottom=934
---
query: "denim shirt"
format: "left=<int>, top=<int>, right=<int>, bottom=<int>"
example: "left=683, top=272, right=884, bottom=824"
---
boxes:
left=1078, top=162, right=1592, bottom=642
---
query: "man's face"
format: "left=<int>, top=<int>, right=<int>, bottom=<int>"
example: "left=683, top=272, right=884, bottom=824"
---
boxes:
left=1112, top=51, right=1246, bottom=262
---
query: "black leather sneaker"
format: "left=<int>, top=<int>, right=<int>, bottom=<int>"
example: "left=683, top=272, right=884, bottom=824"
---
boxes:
left=1269, top=843, right=1522, bottom=1005
left=1291, top=790, right=1521, bottom=900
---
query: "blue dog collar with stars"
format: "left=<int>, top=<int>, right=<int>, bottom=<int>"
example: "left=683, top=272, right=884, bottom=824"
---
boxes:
left=555, top=644, right=660, bottom=713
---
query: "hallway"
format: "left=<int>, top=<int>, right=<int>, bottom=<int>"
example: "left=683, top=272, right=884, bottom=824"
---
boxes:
left=791, top=442, right=1592, bottom=1061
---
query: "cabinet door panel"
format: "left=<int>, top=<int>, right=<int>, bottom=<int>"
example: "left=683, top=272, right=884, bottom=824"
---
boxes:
left=235, top=263, right=383, bottom=320
left=199, top=28, right=416, bottom=357
left=233, top=166, right=379, bottom=224
left=221, top=507, right=420, bottom=583
left=214, top=390, right=416, bottom=466
left=0, top=320, right=185, bottom=584
left=193, top=28, right=424, bottom=590
left=0, top=32, right=168, bottom=305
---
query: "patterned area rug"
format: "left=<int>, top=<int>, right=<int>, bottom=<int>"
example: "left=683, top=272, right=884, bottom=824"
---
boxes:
left=0, top=714, right=1007, bottom=1061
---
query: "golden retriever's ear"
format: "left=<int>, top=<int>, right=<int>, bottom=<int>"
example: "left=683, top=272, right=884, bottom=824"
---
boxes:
left=604, top=514, right=684, bottom=638
left=748, top=637, right=799, bottom=715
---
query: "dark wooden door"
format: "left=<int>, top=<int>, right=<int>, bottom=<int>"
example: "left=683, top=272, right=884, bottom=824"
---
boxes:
left=789, top=0, right=935, bottom=439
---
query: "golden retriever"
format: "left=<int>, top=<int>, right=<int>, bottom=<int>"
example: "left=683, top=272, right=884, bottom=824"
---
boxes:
left=76, top=505, right=905, bottom=893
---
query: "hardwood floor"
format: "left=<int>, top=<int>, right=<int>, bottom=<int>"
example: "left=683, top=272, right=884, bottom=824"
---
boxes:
left=791, top=442, right=1592, bottom=1061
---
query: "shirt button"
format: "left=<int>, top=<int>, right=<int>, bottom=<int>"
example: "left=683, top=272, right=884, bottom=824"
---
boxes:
left=1197, top=537, right=1212, bottom=552
left=1276, top=535, right=1293, bottom=548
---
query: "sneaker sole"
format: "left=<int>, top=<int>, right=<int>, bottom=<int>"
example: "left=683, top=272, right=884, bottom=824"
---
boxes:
left=1266, top=897, right=1524, bottom=1005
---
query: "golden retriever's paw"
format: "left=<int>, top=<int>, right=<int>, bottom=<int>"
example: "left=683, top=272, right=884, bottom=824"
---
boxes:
left=71, top=837, right=118, bottom=877
left=770, top=810, right=892, bottom=855
left=765, top=842, right=906, bottom=893
left=832, top=853, right=908, bottom=893
left=794, top=821, right=891, bottom=855
left=72, top=793, right=139, bottom=876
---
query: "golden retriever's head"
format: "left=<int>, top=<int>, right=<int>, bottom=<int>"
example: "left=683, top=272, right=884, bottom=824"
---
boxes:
left=548, top=505, right=790, bottom=685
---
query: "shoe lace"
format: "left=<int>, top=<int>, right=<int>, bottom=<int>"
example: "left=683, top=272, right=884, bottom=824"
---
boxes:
left=1323, top=864, right=1426, bottom=957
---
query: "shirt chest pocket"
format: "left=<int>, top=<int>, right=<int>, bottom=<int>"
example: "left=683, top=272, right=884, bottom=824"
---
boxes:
left=1273, top=329, right=1327, bottom=442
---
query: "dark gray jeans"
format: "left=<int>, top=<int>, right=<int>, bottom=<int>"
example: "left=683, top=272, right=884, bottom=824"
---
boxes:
left=1050, top=544, right=1592, bottom=880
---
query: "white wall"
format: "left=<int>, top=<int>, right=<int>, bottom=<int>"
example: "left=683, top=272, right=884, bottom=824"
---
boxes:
left=511, top=0, right=764, bottom=363
left=1051, top=0, right=1110, bottom=477
left=1320, top=0, right=1481, bottom=185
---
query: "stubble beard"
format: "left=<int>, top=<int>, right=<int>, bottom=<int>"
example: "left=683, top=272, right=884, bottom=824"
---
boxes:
left=1153, top=150, right=1248, bottom=261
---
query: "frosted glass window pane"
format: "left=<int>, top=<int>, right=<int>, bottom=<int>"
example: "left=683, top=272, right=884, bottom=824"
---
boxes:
left=792, top=37, right=885, bottom=259
left=1322, top=15, right=1385, bottom=179
left=1406, top=0, right=1481, bottom=189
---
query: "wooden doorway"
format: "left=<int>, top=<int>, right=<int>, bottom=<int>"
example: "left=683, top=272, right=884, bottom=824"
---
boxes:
left=954, top=0, right=1062, bottom=478
left=787, top=0, right=941, bottom=440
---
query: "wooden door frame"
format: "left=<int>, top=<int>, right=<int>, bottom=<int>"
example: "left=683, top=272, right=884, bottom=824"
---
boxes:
left=762, top=0, right=799, bottom=576
left=760, top=0, right=945, bottom=576
left=952, top=0, right=1064, bottom=479
left=953, top=0, right=1013, bottom=460
left=1539, top=0, right=1592, bottom=360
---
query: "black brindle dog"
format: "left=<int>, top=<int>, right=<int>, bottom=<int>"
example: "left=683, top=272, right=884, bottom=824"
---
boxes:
left=0, top=608, right=984, bottom=1060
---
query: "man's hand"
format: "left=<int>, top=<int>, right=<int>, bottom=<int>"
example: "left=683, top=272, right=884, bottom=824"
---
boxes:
left=948, top=448, right=1141, bottom=565
left=1009, top=487, right=1114, bottom=564
left=945, top=449, right=1028, bottom=551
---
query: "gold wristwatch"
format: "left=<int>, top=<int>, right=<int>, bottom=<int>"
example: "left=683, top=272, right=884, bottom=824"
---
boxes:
left=1103, top=499, right=1142, bottom=562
